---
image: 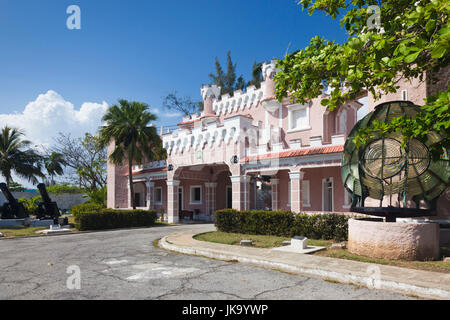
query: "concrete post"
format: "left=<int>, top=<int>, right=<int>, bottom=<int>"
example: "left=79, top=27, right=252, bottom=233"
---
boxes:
left=271, top=178, right=280, bottom=211
left=146, top=181, right=155, bottom=210
left=231, top=175, right=250, bottom=211
left=167, top=180, right=180, bottom=224
left=205, top=182, right=218, bottom=220
left=289, top=171, right=304, bottom=213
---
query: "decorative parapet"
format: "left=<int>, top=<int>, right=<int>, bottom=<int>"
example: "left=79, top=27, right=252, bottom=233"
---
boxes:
left=162, top=114, right=258, bottom=156
left=201, top=84, right=221, bottom=100
left=212, top=85, right=265, bottom=116
left=262, top=59, right=279, bottom=80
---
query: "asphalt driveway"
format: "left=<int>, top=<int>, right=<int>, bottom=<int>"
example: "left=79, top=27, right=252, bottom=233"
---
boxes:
left=0, top=224, right=416, bottom=300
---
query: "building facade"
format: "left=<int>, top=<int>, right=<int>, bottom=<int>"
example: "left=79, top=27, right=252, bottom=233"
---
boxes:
left=107, top=61, right=449, bottom=223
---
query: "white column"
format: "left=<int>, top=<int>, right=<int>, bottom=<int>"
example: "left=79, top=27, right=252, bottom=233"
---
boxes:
left=231, top=176, right=245, bottom=211
left=167, top=180, right=180, bottom=224
left=271, top=178, right=280, bottom=211
left=205, top=182, right=218, bottom=220
left=146, top=181, right=154, bottom=210
left=211, top=183, right=217, bottom=219
left=127, top=183, right=132, bottom=209
left=289, top=171, right=304, bottom=213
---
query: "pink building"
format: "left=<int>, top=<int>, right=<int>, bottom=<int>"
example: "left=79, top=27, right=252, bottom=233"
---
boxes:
left=107, top=60, right=449, bottom=223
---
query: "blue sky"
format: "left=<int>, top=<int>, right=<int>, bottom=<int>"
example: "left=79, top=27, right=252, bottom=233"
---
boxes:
left=0, top=0, right=349, bottom=131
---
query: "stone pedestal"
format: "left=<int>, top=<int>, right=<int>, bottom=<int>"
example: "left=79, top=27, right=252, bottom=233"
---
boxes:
left=291, top=236, right=308, bottom=249
left=348, top=218, right=440, bottom=261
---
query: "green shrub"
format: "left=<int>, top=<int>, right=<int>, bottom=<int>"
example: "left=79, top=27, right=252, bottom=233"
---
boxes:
left=77, top=209, right=157, bottom=231
left=71, top=202, right=103, bottom=220
left=215, top=209, right=349, bottom=241
left=83, top=187, right=107, bottom=206
left=18, top=196, right=42, bottom=216
left=47, top=184, right=84, bottom=194
left=215, top=209, right=294, bottom=236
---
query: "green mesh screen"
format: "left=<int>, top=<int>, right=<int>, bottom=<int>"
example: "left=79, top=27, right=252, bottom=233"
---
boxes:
left=341, top=101, right=449, bottom=208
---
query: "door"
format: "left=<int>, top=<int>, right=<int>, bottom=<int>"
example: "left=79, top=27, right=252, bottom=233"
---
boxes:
left=226, top=186, right=232, bottom=209
left=134, top=193, right=141, bottom=208
left=323, top=178, right=333, bottom=211
left=178, top=187, right=183, bottom=214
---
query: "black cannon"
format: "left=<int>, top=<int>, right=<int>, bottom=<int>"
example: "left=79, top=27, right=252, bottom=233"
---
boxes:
left=0, top=183, right=28, bottom=219
left=36, top=183, right=61, bottom=223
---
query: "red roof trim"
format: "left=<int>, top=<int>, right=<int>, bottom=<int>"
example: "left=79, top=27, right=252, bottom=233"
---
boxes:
left=241, top=145, right=344, bottom=162
left=177, top=114, right=218, bottom=126
left=177, top=118, right=200, bottom=126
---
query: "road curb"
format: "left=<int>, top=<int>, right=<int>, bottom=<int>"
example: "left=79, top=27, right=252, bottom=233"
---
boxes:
left=159, top=234, right=450, bottom=300
left=0, top=223, right=176, bottom=241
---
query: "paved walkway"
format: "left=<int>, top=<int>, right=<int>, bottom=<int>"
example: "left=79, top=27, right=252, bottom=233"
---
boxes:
left=160, top=225, right=450, bottom=300
left=0, top=224, right=414, bottom=300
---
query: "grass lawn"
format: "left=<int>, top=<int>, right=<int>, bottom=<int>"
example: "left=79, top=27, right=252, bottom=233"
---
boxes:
left=0, top=226, right=47, bottom=238
left=0, top=215, right=170, bottom=239
left=194, top=231, right=450, bottom=273
left=314, top=246, right=450, bottom=274
left=194, top=231, right=333, bottom=248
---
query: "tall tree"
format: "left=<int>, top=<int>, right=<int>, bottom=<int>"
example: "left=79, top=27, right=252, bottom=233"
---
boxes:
left=162, top=91, right=203, bottom=118
left=247, top=61, right=263, bottom=89
left=236, top=75, right=246, bottom=91
left=209, top=56, right=226, bottom=91
left=209, top=51, right=245, bottom=96
left=98, top=100, right=166, bottom=209
left=0, top=126, right=44, bottom=187
left=52, top=132, right=107, bottom=191
left=275, top=0, right=449, bottom=158
left=225, top=51, right=237, bottom=93
left=43, top=152, right=67, bottom=185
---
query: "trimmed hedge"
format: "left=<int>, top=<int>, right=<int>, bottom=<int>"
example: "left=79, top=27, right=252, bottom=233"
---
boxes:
left=214, top=209, right=348, bottom=241
left=76, top=209, right=157, bottom=231
left=71, top=203, right=104, bottom=218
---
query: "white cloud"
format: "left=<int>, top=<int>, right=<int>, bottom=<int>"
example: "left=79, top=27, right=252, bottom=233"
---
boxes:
left=163, top=111, right=183, bottom=118
left=0, top=90, right=108, bottom=147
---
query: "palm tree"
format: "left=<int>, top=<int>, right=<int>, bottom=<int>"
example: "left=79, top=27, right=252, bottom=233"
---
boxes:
left=44, top=152, right=67, bottom=185
left=98, top=100, right=166, bottom=209
left=0, top=126, right=44, bottom=187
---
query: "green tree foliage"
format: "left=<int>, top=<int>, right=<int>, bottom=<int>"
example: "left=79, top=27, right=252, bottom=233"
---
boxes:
left=0, top=126, right=44, bottom=187
left=9, top=181, right=25, bottom=192
left=53, top=133, right=107, bottom=191
left=83, top=186, right=107, bottom=207
left=247, top=61, right=263, bottom=89
left=43, top=152, right=67, bottom=185
left=98, top=100, right=166, bottom=209
left=18, top=196, right=41, bottom=216
left=209, top=51, right=246, bottom=96
left=275, top=0, right=449, bottom=157
left=46, top=183, right=84, bottom=194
